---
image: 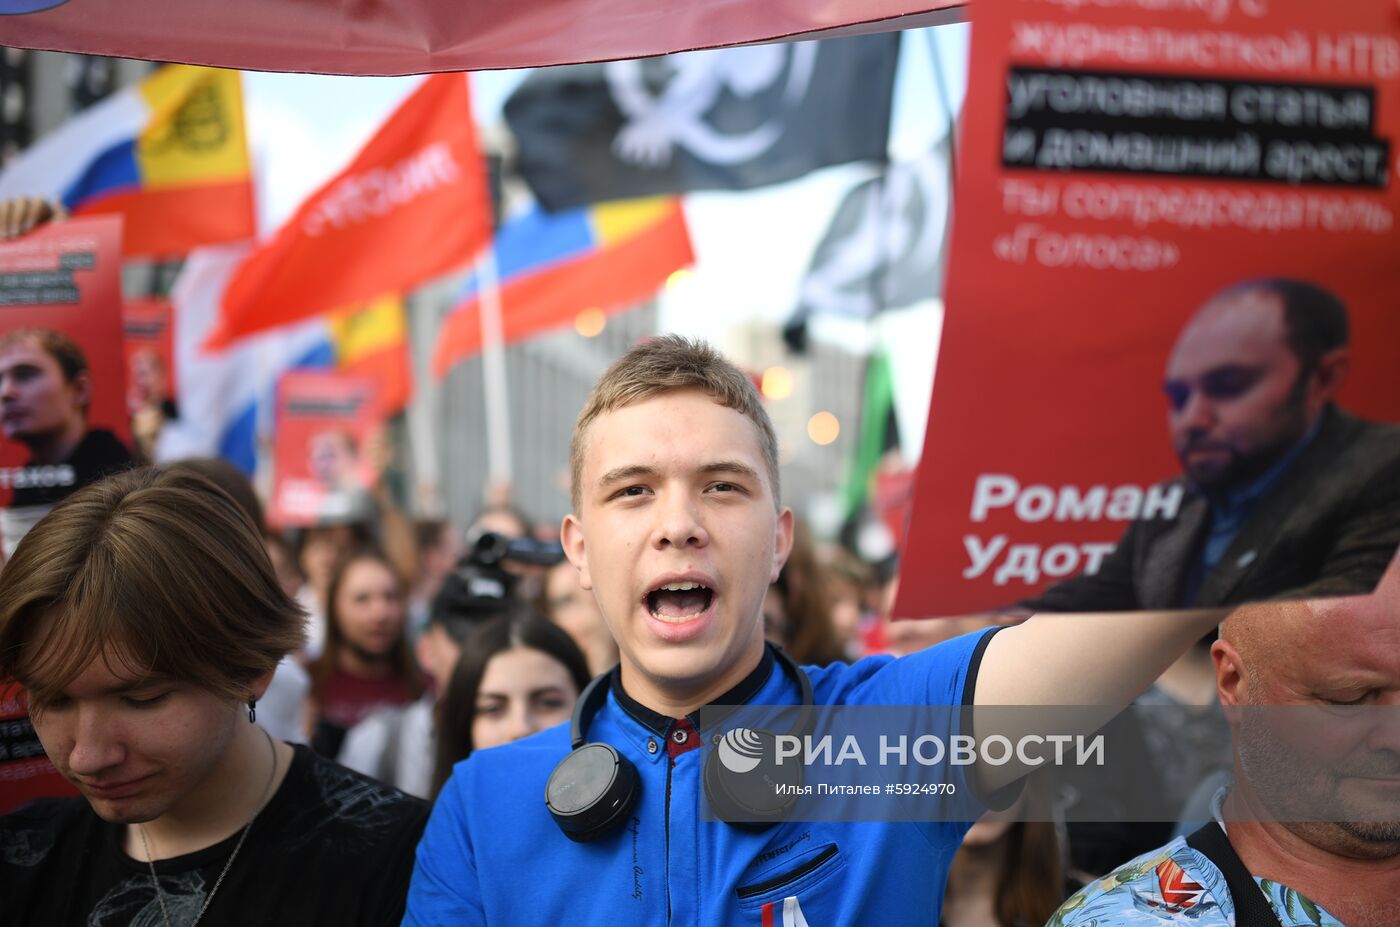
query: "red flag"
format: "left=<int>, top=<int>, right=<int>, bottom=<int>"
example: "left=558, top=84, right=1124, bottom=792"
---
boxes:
left=432, top=199, right=692, bottom=377
left=205, top=75, right=490, bottom=349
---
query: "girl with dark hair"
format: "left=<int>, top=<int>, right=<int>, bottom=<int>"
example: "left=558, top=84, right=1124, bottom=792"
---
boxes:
left=431, top=610, right=591, bottom=797
left=309, top=548, right=423, bottom=757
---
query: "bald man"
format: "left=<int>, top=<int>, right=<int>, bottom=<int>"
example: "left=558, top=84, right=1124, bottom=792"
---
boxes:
left=1025, top=278, right=1400, bottom=612
left=1051, top=557, right=1400, bottom=925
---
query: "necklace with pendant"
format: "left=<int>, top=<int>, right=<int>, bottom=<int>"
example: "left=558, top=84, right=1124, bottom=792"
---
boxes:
left=138, top=727, right=279, bottom=927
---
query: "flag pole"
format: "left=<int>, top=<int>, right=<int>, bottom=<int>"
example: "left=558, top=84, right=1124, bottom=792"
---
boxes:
left=406, top=293, right=444, bottom=517
left=477, top=240, right=513, bottom=486
left=461, top=71, right=512, bottom=489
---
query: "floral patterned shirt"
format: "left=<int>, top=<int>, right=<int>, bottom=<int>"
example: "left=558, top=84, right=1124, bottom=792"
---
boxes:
left=1049, top=835, right=1344, bottom=927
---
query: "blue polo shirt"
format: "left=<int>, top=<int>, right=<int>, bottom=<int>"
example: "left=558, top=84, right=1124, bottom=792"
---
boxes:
left=402, top=628, right=1000, bottom=926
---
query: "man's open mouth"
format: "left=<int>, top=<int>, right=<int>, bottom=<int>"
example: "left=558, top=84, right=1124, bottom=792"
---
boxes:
left=646, top=581, right=714, bottom=623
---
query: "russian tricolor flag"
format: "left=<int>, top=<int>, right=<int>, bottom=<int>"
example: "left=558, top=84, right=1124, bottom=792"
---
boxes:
left=0, top=65, right=255, bottom=257
left=432, top=197, right=694, bottom=378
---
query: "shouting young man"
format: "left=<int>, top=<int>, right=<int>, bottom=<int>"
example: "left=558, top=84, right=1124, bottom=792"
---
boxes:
left=403, top=336, right=1227, bottom=925
left=0, top=467, right=428, bottom=926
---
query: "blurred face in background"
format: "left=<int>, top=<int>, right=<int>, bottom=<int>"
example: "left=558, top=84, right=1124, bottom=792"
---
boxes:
left=334, top=557, right=406, bottom=664
left=309, top=430, right=359, bottom=491
left=300, top=524, right=357, bottom=601
left=0, top=336, right=87, bottom=452
left=544, top=560, right=617, bottom=677
left=128, top=348, right=168, bottom=411
left=471, top=646, right=579, bottom=750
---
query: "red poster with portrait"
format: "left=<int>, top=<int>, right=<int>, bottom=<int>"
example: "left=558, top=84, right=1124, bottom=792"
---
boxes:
left=122, top=297, right=178, bottom=415
left=896, top=0, right=1400, bottom=618
left=0, top=681, right=76, bottom=813
left=0, top=216, right=134, bottom=558
left=270, top=370, right=382, bottom=528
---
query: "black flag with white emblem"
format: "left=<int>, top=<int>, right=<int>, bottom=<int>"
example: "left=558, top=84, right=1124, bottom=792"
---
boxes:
left=504, top=34, right=899, bottom=210
left=784, top=136, right=952, bottom=352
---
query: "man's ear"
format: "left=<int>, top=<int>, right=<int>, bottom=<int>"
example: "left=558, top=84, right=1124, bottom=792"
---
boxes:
left=1212, top=638, right=1247, bottom=707
left=247, top=666, right=277, bottom=703
left=769, top=507, right=795, bottom=584
left=1306, top=346, right=1350, bottom=411
left=561, top=513, right=592, bottom=591
left=71, top=369, right=92, bottom=414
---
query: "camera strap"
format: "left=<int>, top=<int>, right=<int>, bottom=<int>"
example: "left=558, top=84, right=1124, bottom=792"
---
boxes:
left=1183, top=823, right=1285, bottom=927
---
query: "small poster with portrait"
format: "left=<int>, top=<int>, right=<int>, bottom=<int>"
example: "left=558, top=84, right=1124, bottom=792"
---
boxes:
left=122, top=297, right=178, bottom=419
left=895, top=0, right=1400, bottom=618
left=0, top=215, right=134, bottom=558
left=270, top=370, right=381, bottom=528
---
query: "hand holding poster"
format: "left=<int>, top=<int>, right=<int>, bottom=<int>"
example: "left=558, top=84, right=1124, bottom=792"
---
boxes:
left=896, top=0, right=1400, bottom=618
left=271, top=371, right=382, bottom=528
left=0, top=216, right=134, bottom=558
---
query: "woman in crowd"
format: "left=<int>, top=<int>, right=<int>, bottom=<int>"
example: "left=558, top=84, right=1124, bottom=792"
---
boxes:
left=431, top=610, right=591, bottom=796
left=309, top=548, right=423, bottom=756
left=295, top=521, right=370, bottom=659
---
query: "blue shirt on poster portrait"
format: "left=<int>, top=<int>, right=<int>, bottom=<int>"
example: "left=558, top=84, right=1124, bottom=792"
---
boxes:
left=401, top=627, right=1002, bottom=926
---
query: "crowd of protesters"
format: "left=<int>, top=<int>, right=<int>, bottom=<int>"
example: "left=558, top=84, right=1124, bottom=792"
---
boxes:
left=2, top=444, right=1394, bottom=923
left=0, top=289, right=1392, bottom=924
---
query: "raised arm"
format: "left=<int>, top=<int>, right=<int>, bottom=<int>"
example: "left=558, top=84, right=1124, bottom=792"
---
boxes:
left=971, top=605, right=1227, bottom=792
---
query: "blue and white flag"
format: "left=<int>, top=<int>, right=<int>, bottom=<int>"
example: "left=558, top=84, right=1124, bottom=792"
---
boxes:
left=155, top=244, right=333, bottom=474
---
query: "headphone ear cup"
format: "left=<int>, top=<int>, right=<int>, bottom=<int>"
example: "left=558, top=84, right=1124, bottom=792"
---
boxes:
left=546, top=742, right=640, bottom=842
left=703, top=728, right=802, bottom=830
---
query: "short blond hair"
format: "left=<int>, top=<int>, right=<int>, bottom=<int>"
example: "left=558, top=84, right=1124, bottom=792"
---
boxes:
left=570, top=335, right=780, bottom=511
left=0, top=467, right=307, bottom=708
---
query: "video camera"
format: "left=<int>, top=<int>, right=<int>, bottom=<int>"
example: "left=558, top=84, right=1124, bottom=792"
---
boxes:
left=468, top=531, right=567, bottom=569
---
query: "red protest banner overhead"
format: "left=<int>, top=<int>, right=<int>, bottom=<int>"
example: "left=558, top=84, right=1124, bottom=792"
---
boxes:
left=0, top=0, right=963, bottom=76
left=896, top=0, right=1400, bottom=619
left=205, top=74, right=491, bottom=349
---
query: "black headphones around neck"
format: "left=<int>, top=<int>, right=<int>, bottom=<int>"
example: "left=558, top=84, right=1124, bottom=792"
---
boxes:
left=544, top=647, right=814, bottom=843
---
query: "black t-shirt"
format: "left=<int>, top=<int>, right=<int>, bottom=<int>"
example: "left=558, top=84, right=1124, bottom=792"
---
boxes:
left=0, top=744, right=429, bottom=926
left=10, top=427, right=135, bottom=508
